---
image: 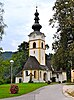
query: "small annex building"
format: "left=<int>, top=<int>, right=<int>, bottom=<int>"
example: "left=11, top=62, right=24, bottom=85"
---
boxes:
left=52, top=70, right=67, bottom=83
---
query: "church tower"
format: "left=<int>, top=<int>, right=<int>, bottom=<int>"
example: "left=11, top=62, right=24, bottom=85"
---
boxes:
left=28, top=7, right=46, bottom=65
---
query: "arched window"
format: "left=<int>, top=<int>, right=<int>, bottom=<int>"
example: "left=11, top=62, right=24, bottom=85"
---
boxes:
left=25, top=71, right=28, bottom=76
left=43, top=73, right=47, bottom=81
left=34, top=71, right=36, bottom=78
left=41, top=42, right=43, bottom=48
left=33, top=42, right=36, bottom=48
left=40, top=71, right=41, bottom=78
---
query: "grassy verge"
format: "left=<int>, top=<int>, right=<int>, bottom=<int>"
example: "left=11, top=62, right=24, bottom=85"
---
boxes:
left=0, top=83, right=47, bottom=99
left=66, top=83, right=74, bottom=85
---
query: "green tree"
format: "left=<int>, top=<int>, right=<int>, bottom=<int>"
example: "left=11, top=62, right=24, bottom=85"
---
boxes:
left=0, top=50, right=10, bottom=84
left=2, top=60, right=10, bottom=83
left=0, top=2, right=7, bottom=83
left=0, top=2, right=6, bottom=41
left=49, top=0, right=74, bottom=81
left=11, top=41, right=29, bottom=80
left=0, top=41, right=29, bottom=84
left=49, top=0, right=74, bottom=49
left=0, top=48, right=4, bottom=84
left=69, top=41, right=74, bottom=67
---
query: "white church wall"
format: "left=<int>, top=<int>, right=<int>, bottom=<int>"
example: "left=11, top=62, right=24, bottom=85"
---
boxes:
left=23, top=70, right=30, bottom=83
left=53, top=72, right=67, bottom=83
left=62, top=72, right=67, bottom=81
left=39, top=70, right=45, bottom=82
left=29, top=43, right=45, bottom=65
left=40, top=49, right=45, bottom=65
left=23, top=70, right=45, bottom=83
left=15, top=77, right=23, bottom=83
left=58, top=72, right=67, bottom=83
left=23, top=70, right=53, bottom=83
left=29, top=41, right=39, bottom=48
left=29, top=33, right=45, bottom=65
left=39, top=70, right=42, bottom=80
left=29, top=49, right=39, bottom=62
left=48, top=71, right=52, bottom=81
left=32, top=70, right=45, bottom=82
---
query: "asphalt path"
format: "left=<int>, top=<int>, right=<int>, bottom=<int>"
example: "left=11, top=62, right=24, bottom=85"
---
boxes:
left=1, top=84, right=73, bottom=100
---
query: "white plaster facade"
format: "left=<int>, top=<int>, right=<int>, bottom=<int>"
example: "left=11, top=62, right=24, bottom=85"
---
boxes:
left=22, top=70, right=52, bottom=83
left=29, top=33, right=45, bottom=65
left=23, top=70, right=31, bottom=83
left=52, top=72, right=67, bottom=83
left=48, top=71, right=52, bottom=81
left=62, top=72, right=67, bottom=81
left=15, top=77, right=23, bottom=83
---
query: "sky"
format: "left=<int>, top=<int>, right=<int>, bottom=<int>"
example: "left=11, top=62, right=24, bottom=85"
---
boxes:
left=0, top=0, right=56, bottom=54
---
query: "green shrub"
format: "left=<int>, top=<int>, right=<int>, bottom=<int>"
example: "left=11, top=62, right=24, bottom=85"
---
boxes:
left=0, top=80, right=4, bottom=85
left=4, top=79, right=11, bottom=84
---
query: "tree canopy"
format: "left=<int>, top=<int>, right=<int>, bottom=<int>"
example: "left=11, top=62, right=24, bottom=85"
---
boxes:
left=49, top=0, right=74, bottom=80
left=11, top=41, right=29, bottom=80
left=0, top=41, right=29, bottom=84
left=0, top=2, right=6, bottom=41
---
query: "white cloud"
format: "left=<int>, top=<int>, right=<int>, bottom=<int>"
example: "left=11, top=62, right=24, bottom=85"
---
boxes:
left=0, top=0, right=56, bottom=53
left=11, top=40, right=18, bottom=48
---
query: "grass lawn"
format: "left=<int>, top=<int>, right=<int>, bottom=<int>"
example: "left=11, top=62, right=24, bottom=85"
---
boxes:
left=66, top=83, right=74, bottom=85
left=0, top=83, right=48, bottom=99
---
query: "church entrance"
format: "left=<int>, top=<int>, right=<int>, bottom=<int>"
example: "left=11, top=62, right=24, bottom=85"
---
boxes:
left=43, top=73, right=47, bottom=81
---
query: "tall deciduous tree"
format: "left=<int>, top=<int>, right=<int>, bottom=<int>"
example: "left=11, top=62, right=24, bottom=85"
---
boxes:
left=0, top=2, right=6, bottom=41
left=0, top=2, right=7, bottom=84
left=49, top=0, right=74, bottom=49
left=49, top=0, right=74, bottom=81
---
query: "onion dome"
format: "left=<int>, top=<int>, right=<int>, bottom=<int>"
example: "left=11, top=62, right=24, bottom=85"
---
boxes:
left=32, top=7, right=42, bottom=31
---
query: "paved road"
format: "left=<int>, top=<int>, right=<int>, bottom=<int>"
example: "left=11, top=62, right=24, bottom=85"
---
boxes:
left=1, top=84, right=73, bottom=100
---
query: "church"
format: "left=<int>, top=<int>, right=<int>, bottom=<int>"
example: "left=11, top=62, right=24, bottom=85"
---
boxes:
left=15, top=7, right=67, bottom=83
